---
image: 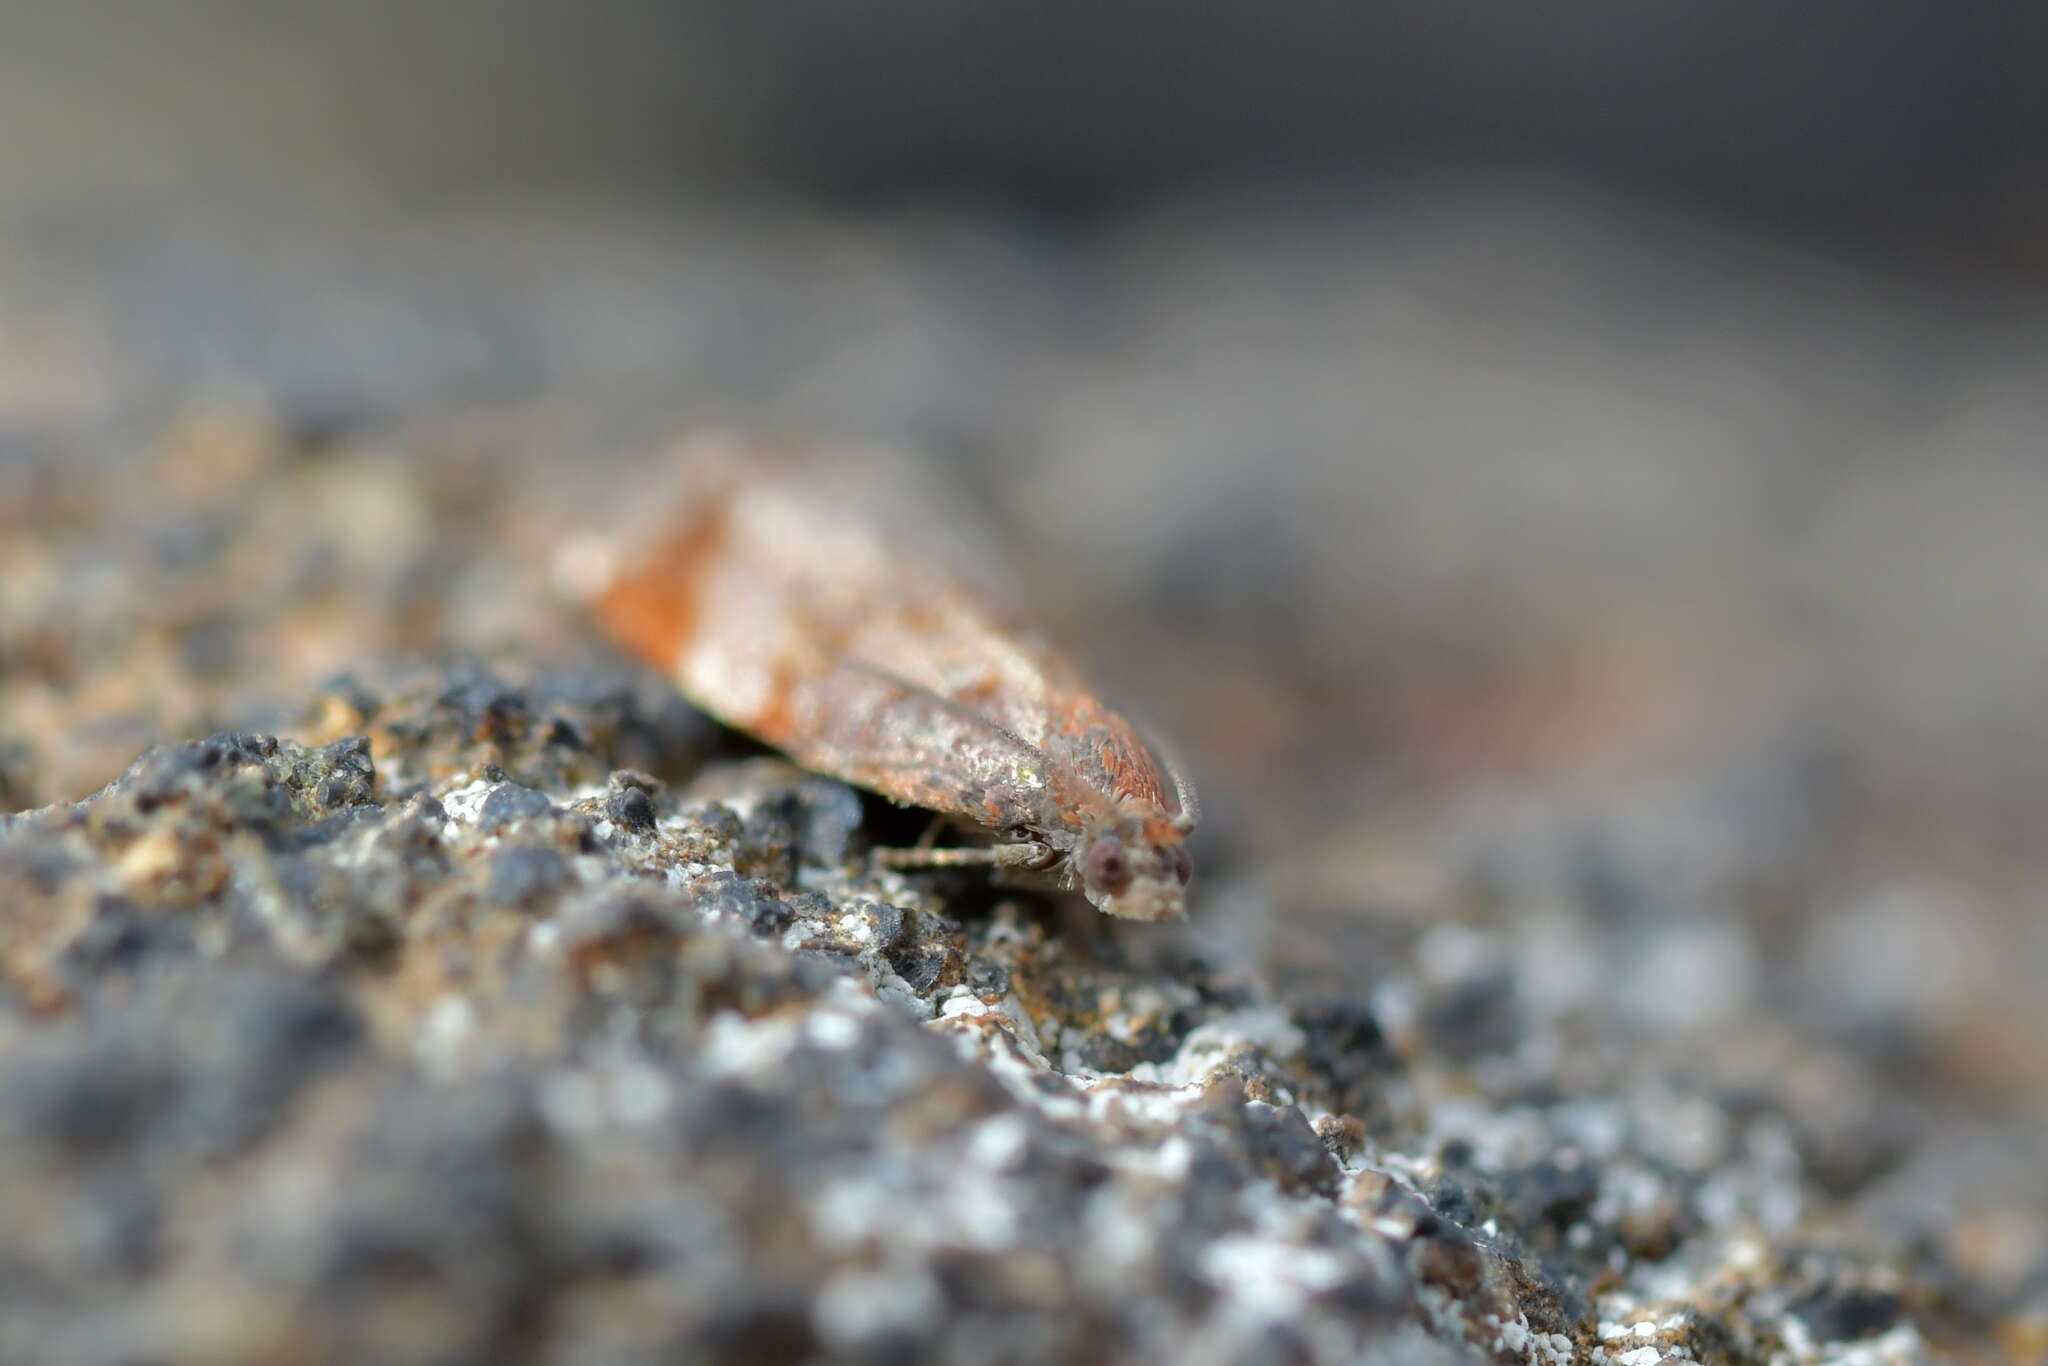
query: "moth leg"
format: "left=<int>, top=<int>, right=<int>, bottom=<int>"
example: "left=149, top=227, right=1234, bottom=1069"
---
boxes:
left=873, top=840, right=1053, bottom=871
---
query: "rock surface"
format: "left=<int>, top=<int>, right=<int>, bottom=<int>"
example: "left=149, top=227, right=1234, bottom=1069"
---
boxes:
left=0, top=674, right=1957, bottom=1365
left=3, top=188, right=2045, bottom=1364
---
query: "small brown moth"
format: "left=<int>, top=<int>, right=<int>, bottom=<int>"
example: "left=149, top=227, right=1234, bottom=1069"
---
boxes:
left=584, top=435, right=1196, bottom=920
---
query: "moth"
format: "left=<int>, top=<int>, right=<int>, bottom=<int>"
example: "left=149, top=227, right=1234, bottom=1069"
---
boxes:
left=584, top=434, right=1196, bottom=919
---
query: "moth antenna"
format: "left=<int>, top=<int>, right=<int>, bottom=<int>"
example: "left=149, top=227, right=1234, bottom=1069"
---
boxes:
left=874, top=840, right=1056, bottom=871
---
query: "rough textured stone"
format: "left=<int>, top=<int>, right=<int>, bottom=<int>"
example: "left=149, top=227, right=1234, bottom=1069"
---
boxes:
left=0, top=685, right=1996, bottom=1363
left=2, top=186, right=2043, bottom=1364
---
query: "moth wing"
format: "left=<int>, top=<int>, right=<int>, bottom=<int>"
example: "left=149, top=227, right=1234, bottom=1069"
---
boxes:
left=779, top=657, right=1061, bottom=830
left=594, top=435, right=1087, bottom=830
left=708, top=449, right=1184, bottom=829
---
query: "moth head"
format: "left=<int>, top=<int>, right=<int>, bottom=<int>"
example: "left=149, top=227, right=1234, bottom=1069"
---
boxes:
left=1077, top=810, right=1193, bottom=921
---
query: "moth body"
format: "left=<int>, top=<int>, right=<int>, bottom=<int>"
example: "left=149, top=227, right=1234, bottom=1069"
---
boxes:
left=592, top=436, right=1195, bottom=920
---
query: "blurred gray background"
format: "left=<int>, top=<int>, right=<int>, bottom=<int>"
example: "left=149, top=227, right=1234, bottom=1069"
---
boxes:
left=2, top=1, right=2043, bottom=241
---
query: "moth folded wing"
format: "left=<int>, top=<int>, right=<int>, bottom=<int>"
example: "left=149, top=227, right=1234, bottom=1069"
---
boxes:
left=746, top=656, right=1076, bottom=887
left=1040, top=704, right=1180, bottom=816
left=788, top=657, right=1067, bottom=839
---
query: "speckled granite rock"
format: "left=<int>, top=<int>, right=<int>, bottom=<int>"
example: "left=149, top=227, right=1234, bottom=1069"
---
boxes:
left=4, top=189, right=2045, bottom=1365
left=0, top=654, right=2000, bottom=1365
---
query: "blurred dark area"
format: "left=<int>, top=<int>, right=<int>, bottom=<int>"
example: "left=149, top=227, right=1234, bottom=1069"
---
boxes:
left=3, top=2, right=2047, bottom=253
left=2, top=5, right=2048, bottom=1356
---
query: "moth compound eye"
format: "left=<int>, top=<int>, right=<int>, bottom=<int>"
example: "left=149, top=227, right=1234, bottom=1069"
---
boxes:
left=1171, top=845, right=1193, bottom=887
left=1084, top=835, right=1132, bottom=895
